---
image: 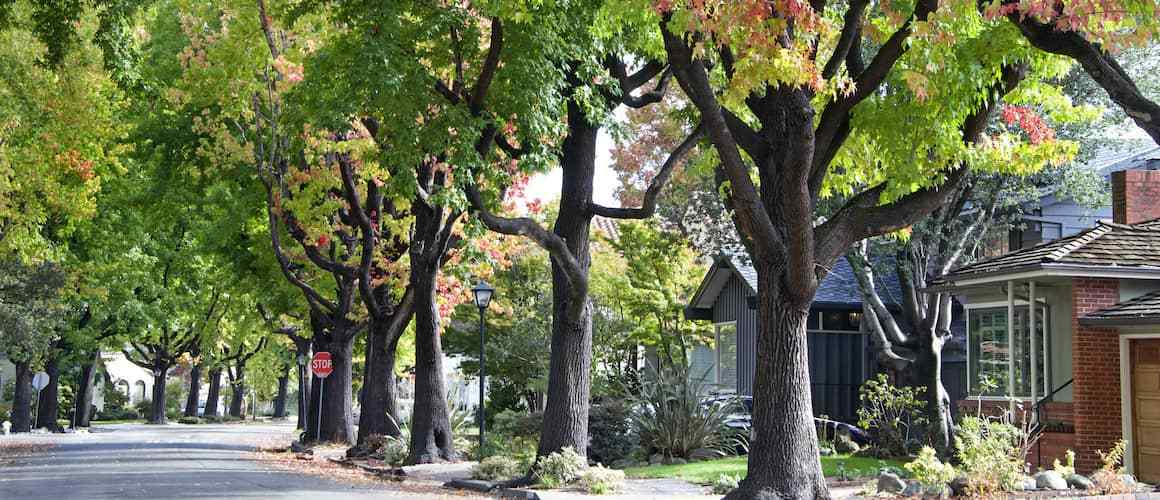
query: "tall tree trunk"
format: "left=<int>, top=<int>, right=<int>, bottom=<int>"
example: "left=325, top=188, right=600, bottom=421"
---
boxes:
left=407, top=259, right=455, bottom=463
left=725, top=274, right=827, bottom=500
left=357, top=319, right=404, bottom=445
left=228, top=365, right=246, bottom=418
left=73, top=350, right=99, bottom=428
left=273, top=367, right=289, bottom=419
left=35, top=355, right=62, bottom=432
left=149, top=367, right=168, bottom=424
left=204, top=368, right=222, bottom=417
left=308, top=331, right=356, bottom=444
left=917, top=327, right=953, bottom=454
left=12, top=360, right=33, bottom=433
left=184, top=353, right=202, bottom=418
left=536, top=104, right=595, bottom=458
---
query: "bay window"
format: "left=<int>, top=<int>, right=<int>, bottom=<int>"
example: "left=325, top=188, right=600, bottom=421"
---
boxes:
left=968, top=305, right=1048, bottom=398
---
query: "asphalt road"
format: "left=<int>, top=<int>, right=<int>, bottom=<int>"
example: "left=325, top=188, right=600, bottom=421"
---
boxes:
left=0, top=422, right=456, bottom=499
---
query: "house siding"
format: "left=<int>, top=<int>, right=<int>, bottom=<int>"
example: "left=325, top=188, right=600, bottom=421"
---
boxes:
left=712, top=276, right=756, bottom=395
left=1072, top=277, right=1123, bottom=472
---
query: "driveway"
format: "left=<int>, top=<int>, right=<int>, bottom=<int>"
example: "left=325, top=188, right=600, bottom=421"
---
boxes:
left=0, top=422, right=469, bottom=499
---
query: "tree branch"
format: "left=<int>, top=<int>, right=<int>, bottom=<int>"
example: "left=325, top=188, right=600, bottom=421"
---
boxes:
left=591, top=122, right=704, bottom=219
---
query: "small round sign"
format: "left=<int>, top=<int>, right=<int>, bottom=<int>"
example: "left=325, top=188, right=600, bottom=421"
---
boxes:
left=311, top=352, right=333, bottom=378
left=31, top=372, right=50, bottom=392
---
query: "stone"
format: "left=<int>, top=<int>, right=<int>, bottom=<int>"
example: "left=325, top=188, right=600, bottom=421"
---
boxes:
left=649, top=453, right=664, bottom=465
left=443, top=479, right=497, bottom=493
left=668, top=457, right=687, bottom=465
left=1066, top=473, right=1093, bottom=490
left=901, top=481, right=922, bottom=497
left=1120, top=473, right=1137, bottom=488
left=1018, top=476, right=1038, bottom=492
left=877, top=471, right=906, bottom=494
left=289, top=441, right=309, bottom=453
left=819, top=445, right=835, bottom=456
left=1034, top=470, right=1068, bottom=490
left=949, top=475, right=970, bottom=496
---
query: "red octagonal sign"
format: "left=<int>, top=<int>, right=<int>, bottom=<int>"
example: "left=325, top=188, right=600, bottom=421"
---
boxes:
left=311, top=352, right=333, bottom=378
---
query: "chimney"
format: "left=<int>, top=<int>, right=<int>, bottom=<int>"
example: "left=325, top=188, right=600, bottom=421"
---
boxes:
left=1111, top=169, right=1160, bottom=225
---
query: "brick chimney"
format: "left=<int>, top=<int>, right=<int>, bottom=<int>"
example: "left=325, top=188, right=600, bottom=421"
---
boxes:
left=1111, top=169, right=1160, bottom=224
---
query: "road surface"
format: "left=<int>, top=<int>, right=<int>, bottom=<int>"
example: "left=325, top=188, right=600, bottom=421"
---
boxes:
left=0, top=422, right=467, bottom=499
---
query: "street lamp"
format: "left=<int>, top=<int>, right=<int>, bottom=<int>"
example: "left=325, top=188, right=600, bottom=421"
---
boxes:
left=471, top=281, right=495, bottom=459
left=296, top=354, right=308, bottom=428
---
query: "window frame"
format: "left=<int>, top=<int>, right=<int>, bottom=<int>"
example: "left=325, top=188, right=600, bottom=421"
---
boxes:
left=714, top=321, right=738, bottom=393
left=965, top=300, right=1051, bottom=401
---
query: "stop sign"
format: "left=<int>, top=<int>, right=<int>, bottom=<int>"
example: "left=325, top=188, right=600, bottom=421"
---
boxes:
left=311, top=352, right=333, bottom=378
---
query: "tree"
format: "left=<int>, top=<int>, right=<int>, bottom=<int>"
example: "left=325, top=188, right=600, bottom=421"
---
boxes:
left=655, top=0, right=1089, bottom=495
left=0, top=260, right=66, bottom=432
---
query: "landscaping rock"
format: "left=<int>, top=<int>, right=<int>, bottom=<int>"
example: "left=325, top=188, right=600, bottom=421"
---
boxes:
left=289, top=441, right=310, bottom=454
left=649, top=453, right=664, bottom=465
left=819, top=446, right=834, bottom=456
left=666, top=457, right=687, bottom=465
left=1120, top=473, right=1138, bottom=488
left=901, top=481, right=922, bottom=497
left=1066, top=473, right=1093, bottom=490
left=877, top=471, right=906, bottom=494
left=1034, top=470, right=1068, bottom=490
left=1018, top=476, right=1038, bottom=492
left=443, top=479, right=497, bottom=493
left=949, top=475, right=970, bottom=496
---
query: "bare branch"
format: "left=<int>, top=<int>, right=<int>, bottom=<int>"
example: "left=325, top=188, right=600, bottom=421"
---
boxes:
left=591, top=122, right=704, bottom=219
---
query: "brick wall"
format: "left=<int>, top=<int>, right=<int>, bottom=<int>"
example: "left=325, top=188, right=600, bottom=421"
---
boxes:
left=1071, top=277, right=1122, bottom=472
left=1111, top=170, right=1160, bottom=225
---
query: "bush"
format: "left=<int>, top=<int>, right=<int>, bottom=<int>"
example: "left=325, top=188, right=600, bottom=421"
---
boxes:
left=711, top=473, right=741, bottom=495
left=578, top=465, right=625, bottom=494
left=588, top=401, right=637, bottom=464
left=534, top=446, right=586, bottom=488
left=177, top=416, right=201, bottom=424
left=1053, top=449, right=1076, bottom=477
left=1091, top=440, right=1133, bottom=494
left=102, top=380, right=129, bottom=410
left=134, top=399, right=152, bottom=419
left=472, top=456, right=523, bottom=481
left=629, top=364, right=743, bottom=460
left=375, top=435, right=409, bottom=466
left=905, top=446, right=957, bottom=491
left=493, top=410, right=542, bottom=438
left=954, top=416, right=1022, bottom=495
left=857, top=374, right=925, bottom=457
left=94, top=406, right=138, bottom=421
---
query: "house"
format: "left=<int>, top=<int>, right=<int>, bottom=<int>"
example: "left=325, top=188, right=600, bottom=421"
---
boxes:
left=935, top=168, right=1160, bottom=479
left=684, top=254, right=900, bottom=423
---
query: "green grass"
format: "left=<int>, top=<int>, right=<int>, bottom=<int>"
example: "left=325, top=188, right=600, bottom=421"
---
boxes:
left=624, top=454, right=907, bottom=485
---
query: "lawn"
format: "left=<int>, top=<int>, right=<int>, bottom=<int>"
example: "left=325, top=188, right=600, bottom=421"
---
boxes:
left=624, top=454, right=907, bottom=484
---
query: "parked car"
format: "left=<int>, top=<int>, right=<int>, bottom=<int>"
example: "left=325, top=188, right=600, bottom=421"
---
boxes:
left=701, top=394, right=872, bottom=445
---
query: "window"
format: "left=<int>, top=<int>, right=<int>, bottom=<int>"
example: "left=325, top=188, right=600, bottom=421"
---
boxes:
left=716, top=323, right=738, bottom=392
left=968, top=305, right=1048, bottom=398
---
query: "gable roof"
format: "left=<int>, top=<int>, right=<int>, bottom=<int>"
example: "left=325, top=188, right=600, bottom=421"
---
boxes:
left=686, top=253, right=901, bottom=315
left=1081, top=290, right=1160, bottom=326
left=936, top=220, right=1160, bottom=286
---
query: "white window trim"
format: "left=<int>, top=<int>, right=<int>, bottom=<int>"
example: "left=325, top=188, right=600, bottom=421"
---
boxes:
left=715, top=321, right=737, bottom=394
left=965, top=300, right=1050, bottom=400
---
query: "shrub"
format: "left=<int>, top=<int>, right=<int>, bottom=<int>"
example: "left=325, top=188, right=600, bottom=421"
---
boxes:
left=493, top=410, right=542, bottom=438
left=177, top=416, right=201, bottom=424
left=134, top=399, right=152, bottom=419
left=1091, top=440, right=1133, bottom=494
left=588, top=401, right=637, bottom=464
left=629, top=364, right=743, bottom=459
left=1053, top=449, right=1076, bottom=477
left=712, top=473, right=741, bottom=495
left=857, top=374, right=926, bottom=457
left=578, top=465, right=625, bottom=494
left=376, top=436, right=409, bottom=466
left=954, top=416, right=1022, bottom=495
left=94, top=406, right=137, bottom=421
left=905, top=446, right=957, bottom=491
left=473, top=456, right=523, bottom=481
left=534, top=446, right=586, bottom=488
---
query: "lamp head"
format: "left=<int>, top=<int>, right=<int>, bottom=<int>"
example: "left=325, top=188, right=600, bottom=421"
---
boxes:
left=472, top=281, right=496, bottom=310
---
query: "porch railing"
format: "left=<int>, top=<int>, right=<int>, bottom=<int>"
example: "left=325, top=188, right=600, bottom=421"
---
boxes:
left=1031, top=378, right=1074, bottom=464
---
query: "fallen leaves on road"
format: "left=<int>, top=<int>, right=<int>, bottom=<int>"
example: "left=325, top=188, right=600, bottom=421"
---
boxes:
left=253, top=445, right=487, bottom=499
left=0, top=441, right=55, bottom=466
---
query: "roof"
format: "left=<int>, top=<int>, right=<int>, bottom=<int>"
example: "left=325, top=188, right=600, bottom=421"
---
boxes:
left=1081, top=290, right=1160, bottom=326
left=592, top=216, right=620, bottom=241
left=686, top=253, right=901, bottom=315
left=937, top=220, right=1160, bottom=285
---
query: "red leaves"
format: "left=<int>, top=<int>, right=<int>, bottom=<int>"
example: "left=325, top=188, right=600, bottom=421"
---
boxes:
left=1002, top=105, right=1056, bottom=144
left=316, top=234, right=330, bottom=247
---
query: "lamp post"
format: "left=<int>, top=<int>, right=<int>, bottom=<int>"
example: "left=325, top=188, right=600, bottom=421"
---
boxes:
left=296, top=354, right=308, bottom=429
left=471, top=281, right=495, bottom=459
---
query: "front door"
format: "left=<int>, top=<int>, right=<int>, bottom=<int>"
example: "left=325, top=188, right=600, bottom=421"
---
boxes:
left=1132, top=339, right=1160, bottom=482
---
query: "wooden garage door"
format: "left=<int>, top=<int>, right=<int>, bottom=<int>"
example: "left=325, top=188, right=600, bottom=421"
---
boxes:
left=1132, top=339, right=1160, bottom=483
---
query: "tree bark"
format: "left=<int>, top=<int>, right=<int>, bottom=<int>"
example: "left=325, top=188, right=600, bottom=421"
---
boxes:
left=73, top=350, right=99, bottom=428
left=35, top=355, right=62, bottom=432
left=148, top=367, right=168, bottom=424
left=184, top=355, right=202, bottom=418
left=204, top=368, right=222, bottom=417
left=274, top=367, right=289, bottom=419
left=12, top=360, right=33, bottom=433
left=308, top=330, right=357, bottom=444
left=357, top=319, right=404, bottom=443
left=407, top=253, right=456, bottom=463
left=228, top=365, right=246, bottom=418
left=725, top=272, right=827, bottom=500
left=536, top=103, right=596, bottom=459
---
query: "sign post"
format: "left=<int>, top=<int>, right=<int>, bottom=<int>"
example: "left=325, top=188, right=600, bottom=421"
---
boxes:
left=310, top=352, right=333, bottom=442
left=31, top=372, right=49, bottom=428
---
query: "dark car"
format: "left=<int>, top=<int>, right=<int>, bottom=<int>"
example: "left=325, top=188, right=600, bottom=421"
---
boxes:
left=701, top=394, right=872, bottom=445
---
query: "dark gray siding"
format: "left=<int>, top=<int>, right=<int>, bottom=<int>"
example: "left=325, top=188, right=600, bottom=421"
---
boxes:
left=807, top=331, right=867, bottom=423
left=711, top=276, right=757, bottom=395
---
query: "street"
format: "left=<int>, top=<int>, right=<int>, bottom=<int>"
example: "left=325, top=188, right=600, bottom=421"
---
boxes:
left=0, top=422, right=466, bottom=499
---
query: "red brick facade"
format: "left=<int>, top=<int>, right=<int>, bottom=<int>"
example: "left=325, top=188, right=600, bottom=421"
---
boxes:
left=1112, top=170, right=1160, bottom=224
left=1071, top=277, right=1122, bottom=472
